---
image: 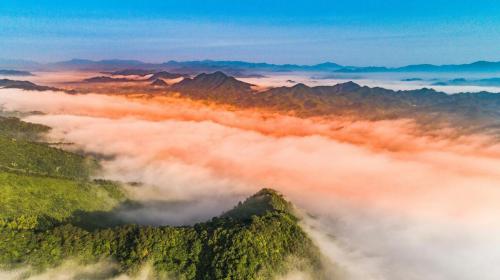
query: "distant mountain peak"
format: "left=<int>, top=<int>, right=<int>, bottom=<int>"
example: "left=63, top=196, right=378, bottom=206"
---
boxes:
left=198, top=71, right=228, bottom=79
left=151, top=79, right=168, bottom=87
left=312, top=62, right=342, bottom=68
left=170, top=71, right=254, bottom=93
left=291, top=83, right=310, bottom=89
left=334, top=81, right=361, bottom=91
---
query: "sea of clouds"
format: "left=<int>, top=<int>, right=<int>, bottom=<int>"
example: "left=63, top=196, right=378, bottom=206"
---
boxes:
left=2, top=88, right=500, bottom=280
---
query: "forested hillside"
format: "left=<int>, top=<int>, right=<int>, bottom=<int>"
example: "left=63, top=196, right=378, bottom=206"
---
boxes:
left=0, top=116, right=324, bottom=279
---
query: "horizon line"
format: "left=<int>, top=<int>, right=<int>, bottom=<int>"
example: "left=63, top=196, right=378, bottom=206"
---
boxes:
left=2, top=57, right=500, bottom=69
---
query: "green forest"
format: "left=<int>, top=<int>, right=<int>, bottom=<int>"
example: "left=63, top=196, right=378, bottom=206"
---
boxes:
left=0, top=116, right=323, bottom=279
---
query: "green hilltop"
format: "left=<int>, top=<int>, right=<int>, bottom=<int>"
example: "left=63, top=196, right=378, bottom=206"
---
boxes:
left=0, top=116, right=325, bottom=279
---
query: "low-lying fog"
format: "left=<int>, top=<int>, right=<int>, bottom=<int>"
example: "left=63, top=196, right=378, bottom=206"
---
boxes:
left=240, top=71, right=500, bottom=94
left=2, top=88, right=500, bottom=280
left=3, top=70, right=500, bottom=94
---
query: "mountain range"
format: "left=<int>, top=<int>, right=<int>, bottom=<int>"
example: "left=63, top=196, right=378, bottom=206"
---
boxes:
left=4, top=71, right=500, bottom=135
left=0, top=69, right=34, bottom=76
left=432, top=77, right=500, bottom=87
left=162, top=72, right=500, bottom=135
left=70, top=70, right=500, bottom=135
left=3, top=58, right=500, bottom=74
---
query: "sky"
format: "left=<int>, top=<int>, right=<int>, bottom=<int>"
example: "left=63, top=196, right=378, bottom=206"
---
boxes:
left=1, top=0, right=500, bottom=66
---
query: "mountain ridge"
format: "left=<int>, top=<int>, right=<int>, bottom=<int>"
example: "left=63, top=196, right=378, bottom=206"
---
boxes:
left=163, top=72, right=500, bottom=135
left=4, top=72, right=500, bottom=135
left=170, top=71, right=254, bottom=94
left=0, top=79, right=62, bottom=91
left=4, top=58, right=500, bottom=73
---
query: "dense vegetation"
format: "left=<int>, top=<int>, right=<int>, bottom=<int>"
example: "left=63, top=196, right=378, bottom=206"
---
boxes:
left=0, top=116, right=98, bottom=178
left=0, top=116, right=324, bottom=279
left=0, top=189, right=323, bottom=279
left=0, top=116, right=125, bottom=227
left=0, top=137, right=98, bottom=179
left=0, top=117, right=49, bottom=141
left=0, top=173, right=124, bottom=224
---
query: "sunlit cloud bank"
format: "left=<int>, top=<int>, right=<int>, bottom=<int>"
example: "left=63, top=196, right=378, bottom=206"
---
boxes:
left=2, top=88, right=500, bottom=279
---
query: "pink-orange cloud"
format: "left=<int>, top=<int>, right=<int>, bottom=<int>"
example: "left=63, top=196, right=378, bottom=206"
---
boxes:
left=2, top=88, right=500, bottom=280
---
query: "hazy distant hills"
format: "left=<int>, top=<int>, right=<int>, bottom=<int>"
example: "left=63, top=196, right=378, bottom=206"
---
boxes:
left=105, top=69, right=157, bottom=76
left=336, top=61, right=500, bottom=73
left=163, top=72, right=500, bottom=134
left=147, top=71, right=187, bottom=80
left=0, top=69, right=34, bottom=76
left=432, top=77, right=500, bottom=87
left=82, top=76, right=136, bottom=83
left=0, top=59, right=42, bottom=70
left=3, top=71, right=500, bottom=134
left=162, top=60, right=344, bottom=73
left=170, top=71, right=254, bottom=94
left=3, top=58, right=500, bottom=73
left=0, top=79, right=61, bottom=91
left=46, top=59, right=344, bottom=75
left=51, top=59, right=154, bottom=70
left=165, top=72, right=447, bottom=117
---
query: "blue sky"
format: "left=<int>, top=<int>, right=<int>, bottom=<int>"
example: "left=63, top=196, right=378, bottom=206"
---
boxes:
left=1, top=0, right=499, bottom=66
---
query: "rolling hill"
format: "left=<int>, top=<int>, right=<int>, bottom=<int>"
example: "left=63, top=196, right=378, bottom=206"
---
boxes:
left=0, top=116, right=324, bottom=279
left=0, top=188, right=324, bottom=279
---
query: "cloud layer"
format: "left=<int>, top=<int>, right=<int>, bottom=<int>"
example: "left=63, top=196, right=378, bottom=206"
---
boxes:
left=2, top=88, right=500, bottom=280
